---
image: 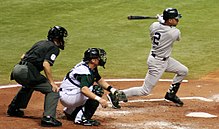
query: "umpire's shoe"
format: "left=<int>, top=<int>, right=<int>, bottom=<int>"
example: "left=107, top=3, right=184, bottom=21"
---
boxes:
left=7, top=108, right=24, bottom=117
left=165, top=92, right=184, bottom=107
left=107, top=92, right=121, bottom=109
left=41, top=116, right=62, bottom=127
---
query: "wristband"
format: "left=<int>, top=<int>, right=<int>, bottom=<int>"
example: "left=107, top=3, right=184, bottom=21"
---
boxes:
left=110, top=88, right=117, bottom=94
left=106, top=86, right=113, bottom=92
left=94, top=96, right=101, bottom=101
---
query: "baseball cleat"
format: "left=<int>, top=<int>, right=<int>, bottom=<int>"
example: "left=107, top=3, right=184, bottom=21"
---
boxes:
left=41, top=116, right=62, bottom=127
left=75, top=119, right=100, bottom=126
left=7, top=108, right=24, bottom=117
left=107, top=93, right=121, bottom=109
left=164, top=92, right=184, bottom=107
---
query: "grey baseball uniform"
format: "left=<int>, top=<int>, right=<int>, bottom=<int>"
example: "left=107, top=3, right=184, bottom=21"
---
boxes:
left=122, top=22, right=188, bottom=97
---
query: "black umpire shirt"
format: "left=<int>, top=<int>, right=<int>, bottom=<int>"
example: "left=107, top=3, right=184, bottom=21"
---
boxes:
left=22, top=40, right=60, bottom=71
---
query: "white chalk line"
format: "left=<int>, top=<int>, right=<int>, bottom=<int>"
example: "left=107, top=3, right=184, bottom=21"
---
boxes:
left=0, top=78, right=188, bottom=89
left=121, top=96, right=213, bottom=103
left=106, top=96, right=213, bottom=107
left=106, top=96, right=214, bottom=110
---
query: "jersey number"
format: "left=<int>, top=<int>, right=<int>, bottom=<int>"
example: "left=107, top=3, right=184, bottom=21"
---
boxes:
left=152, top=32, right=161, bottom=46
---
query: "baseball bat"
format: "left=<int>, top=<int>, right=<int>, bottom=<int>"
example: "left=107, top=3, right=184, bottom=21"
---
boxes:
left=127, top=15, right=157, bottom=20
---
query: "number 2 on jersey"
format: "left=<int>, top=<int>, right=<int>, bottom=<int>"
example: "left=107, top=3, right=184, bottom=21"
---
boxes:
left=152, top=32, right=161, bottom=46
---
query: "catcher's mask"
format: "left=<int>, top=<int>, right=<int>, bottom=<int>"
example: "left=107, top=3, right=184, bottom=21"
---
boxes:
left=47, top=26, right=68, bottom=50
left=83, top=48, right=107, bottom=68
left=163, top=8, right=182, bottom=20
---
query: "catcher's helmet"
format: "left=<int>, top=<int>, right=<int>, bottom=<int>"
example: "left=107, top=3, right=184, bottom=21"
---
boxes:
left=163, top=8, right=182, bottom=20
left=83, top=48, right=107, bottom=68
left=47, top=26, right=68, bottom=50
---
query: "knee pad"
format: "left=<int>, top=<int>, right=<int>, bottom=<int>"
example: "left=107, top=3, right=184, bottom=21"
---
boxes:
left=92, top=85, right=104, bottom=97
left=71, top=99, right=100, bottom=121
left=70, top=106, right=83, bottom=120
left=79, top=85, right=103, bottom=119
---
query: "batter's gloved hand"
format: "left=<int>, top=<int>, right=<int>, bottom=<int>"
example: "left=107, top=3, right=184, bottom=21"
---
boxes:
left=107, top=90, right=128, bottom=109
left=115, top=90, right=128, bottom=102
left=157, top=14, right=165, bottom=24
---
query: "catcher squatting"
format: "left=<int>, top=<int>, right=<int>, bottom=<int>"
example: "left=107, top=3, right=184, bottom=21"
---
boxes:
left=7, top=7, right=188, bottom=127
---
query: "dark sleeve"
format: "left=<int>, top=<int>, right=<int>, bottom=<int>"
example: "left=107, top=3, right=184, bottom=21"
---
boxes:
left=80, top=75, right=93, bottom=88
left=45, top=46, right=60, bottom=66
left=77, top=68, right=101, bottom=88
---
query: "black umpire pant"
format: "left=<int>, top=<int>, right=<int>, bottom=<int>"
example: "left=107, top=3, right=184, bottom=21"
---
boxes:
left=9, top=62, right=59, bottom=118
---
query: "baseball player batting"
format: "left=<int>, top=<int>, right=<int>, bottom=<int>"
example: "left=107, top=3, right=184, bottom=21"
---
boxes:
left=108, top=8, right=188, bottom=108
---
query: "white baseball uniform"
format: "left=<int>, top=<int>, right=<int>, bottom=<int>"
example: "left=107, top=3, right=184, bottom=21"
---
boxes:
left=122, top=22, right=188, bottom=97
left=59, top=61, right=98, bottom=121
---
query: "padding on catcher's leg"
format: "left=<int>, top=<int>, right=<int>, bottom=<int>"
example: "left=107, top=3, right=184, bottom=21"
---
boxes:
left=92, top=85, right=104, bottom=97
left=83, top=99, right=99, bottom=119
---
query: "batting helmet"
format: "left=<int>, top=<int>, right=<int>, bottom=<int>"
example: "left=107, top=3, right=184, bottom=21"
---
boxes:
left=47, top=26, right=68, bottom=50
left=163, top=8, right=182, bottom=20
left=83, top=48, right=107, bottom=68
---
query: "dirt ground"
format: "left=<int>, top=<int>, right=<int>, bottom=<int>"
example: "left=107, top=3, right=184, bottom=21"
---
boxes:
left=0, top=72, right=219, bottom=129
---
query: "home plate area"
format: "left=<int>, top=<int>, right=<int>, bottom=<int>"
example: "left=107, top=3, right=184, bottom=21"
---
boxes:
left=1, top=79, right=219, bottom=129
left=186, top=112, right=217, bottom=118
left=93, top=95, right=219, bottom=129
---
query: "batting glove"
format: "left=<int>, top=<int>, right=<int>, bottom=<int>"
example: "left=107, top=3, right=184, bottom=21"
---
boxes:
left=157, top=14, right=165, bottom=24
left=115, top=90, right=128, bottom=102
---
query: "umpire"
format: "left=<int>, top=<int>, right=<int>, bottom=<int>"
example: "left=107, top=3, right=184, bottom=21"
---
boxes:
left=7, top=26, right=68, bottom=127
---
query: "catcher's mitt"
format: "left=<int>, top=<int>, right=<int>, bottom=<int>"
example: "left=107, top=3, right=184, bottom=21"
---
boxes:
left=92, top=85, right=104, bottom=97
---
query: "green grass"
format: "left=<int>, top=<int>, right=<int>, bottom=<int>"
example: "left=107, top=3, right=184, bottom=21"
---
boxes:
left=1, top=0, right=219, bottom=84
